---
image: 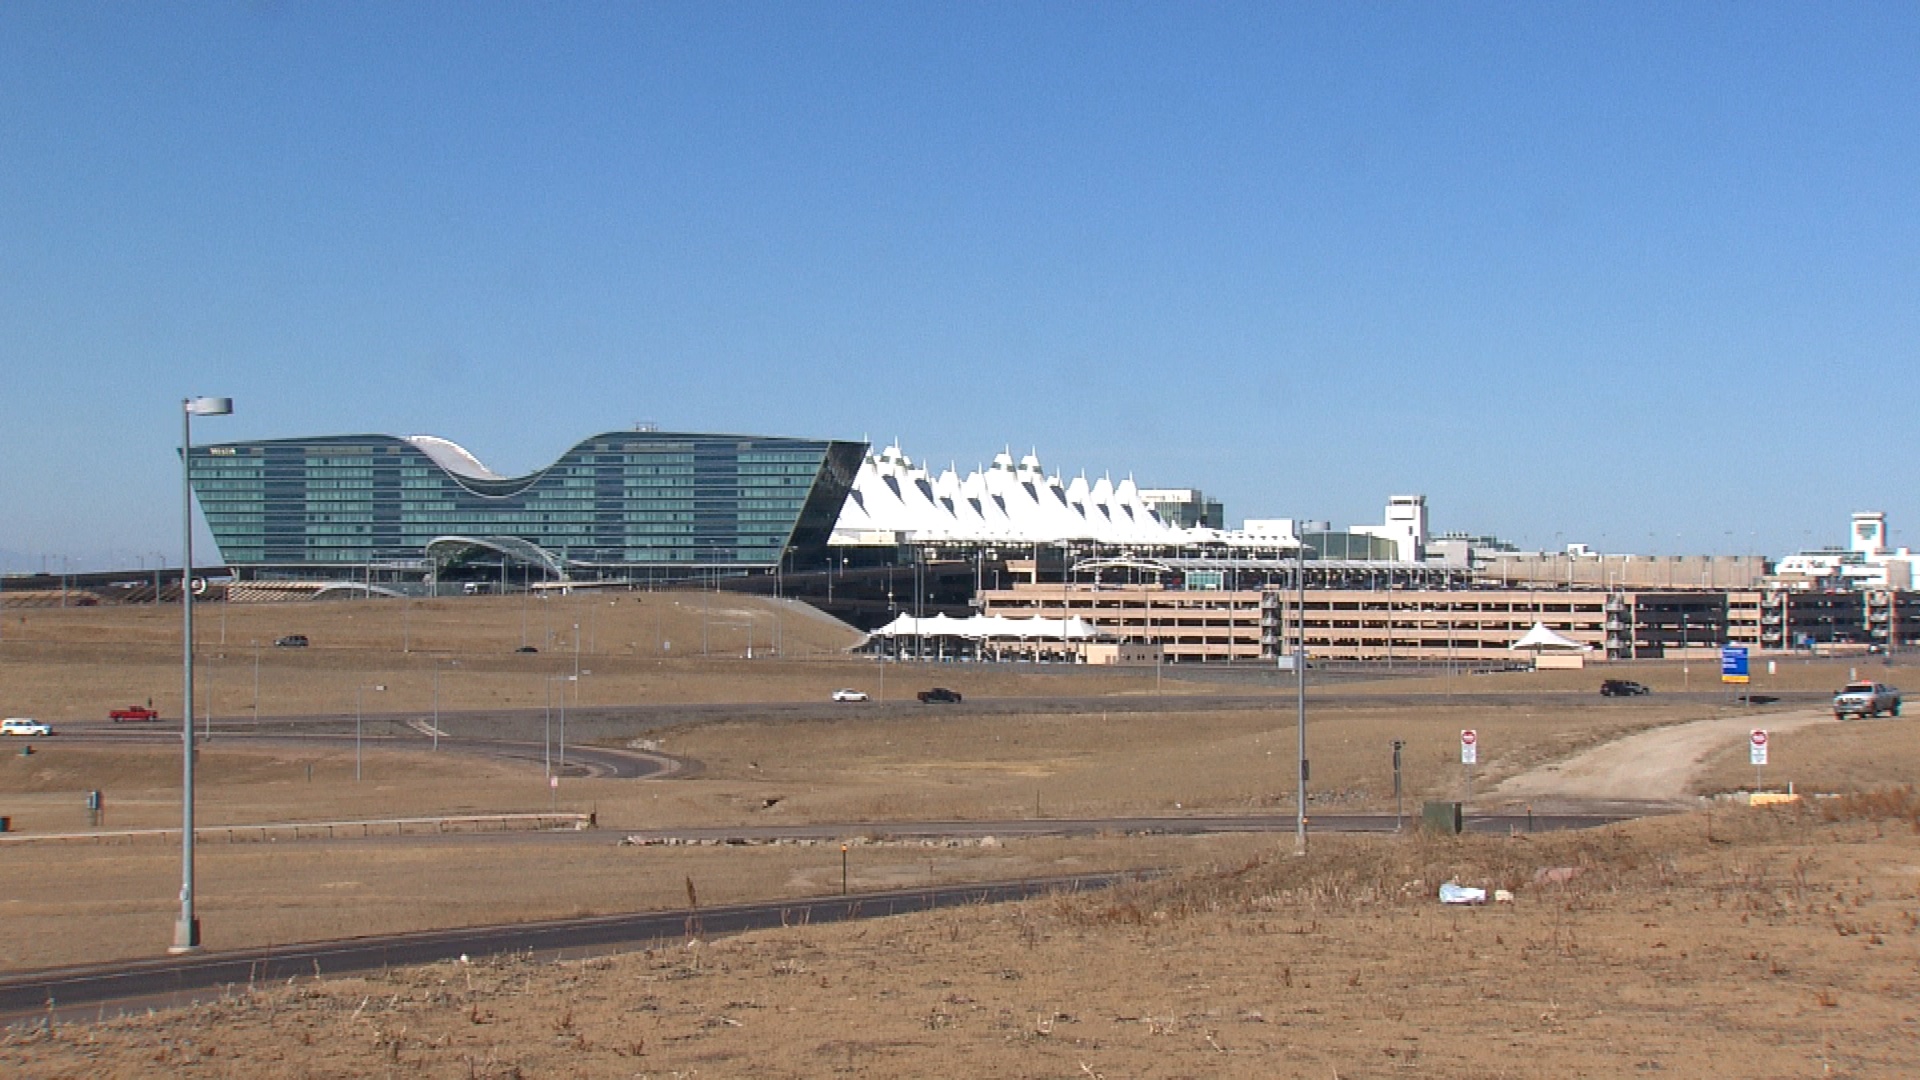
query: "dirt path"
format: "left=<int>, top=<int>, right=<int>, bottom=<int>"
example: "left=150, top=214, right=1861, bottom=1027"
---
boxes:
left=1487, top=706, right=1837, bottom=814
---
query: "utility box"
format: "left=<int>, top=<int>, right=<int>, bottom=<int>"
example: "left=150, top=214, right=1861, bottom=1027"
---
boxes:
left=1422, top=800, right=1463, bottom=835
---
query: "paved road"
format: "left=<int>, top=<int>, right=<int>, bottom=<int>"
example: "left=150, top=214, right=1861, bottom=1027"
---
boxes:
left=615, top=810, right=1626, bottom=845
left=54, top=729, right=684, bottom=780
left=0, top=873, right=1142, bottom=1027
left=55, top=686, right=1828, bottom=748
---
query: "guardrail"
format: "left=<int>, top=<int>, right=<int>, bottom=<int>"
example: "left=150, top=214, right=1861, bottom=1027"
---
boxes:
left=0, top=812, right=592, bottom=846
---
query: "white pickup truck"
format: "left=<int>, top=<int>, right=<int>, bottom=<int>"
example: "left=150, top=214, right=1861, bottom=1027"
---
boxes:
left=1833, top=682, right=1902, bottom=719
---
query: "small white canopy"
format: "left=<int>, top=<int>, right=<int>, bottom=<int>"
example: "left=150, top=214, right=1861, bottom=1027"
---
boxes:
left=1510, top=622, right=1590, bottom=651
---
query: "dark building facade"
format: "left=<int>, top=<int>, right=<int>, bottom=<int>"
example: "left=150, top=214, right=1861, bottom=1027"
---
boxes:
left=188, top=431, right=866, bottom=577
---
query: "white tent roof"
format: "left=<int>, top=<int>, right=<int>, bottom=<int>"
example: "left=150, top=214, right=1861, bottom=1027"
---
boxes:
left=1510, top=622, right=1590, bottom=651
left=832, top=445, right=1192, bottom=547
left=869, top=614, right=1099, bottom=641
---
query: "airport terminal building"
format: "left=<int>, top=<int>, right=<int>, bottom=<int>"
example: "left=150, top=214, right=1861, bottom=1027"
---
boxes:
left=188, top=430, right=866, bottom=580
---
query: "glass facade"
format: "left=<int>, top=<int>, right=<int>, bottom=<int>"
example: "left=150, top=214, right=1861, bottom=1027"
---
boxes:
left=189, top=431, right=866, bottom=572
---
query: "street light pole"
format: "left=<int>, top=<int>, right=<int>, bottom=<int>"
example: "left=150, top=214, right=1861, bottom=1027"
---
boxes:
left=1295, top=528, right=1308, bottom=856
left=175, top=395, right=231, bottom=955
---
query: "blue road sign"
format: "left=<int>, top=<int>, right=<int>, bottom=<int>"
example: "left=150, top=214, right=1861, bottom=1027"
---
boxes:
left=1721, top=645, right=1749, bottom=684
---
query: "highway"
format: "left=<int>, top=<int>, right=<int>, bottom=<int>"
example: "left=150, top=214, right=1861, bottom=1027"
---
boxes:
left=53, top=685, right=1826, bottom=748
left=615, top=809, right=1628, bottom=845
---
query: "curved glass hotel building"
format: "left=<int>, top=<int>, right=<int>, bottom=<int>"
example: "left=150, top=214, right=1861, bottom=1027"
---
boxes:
left=188, top=430, right=867, bottom=579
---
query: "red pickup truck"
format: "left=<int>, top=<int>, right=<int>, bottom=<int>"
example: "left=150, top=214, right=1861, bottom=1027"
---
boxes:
left=109, top=704, right=161, bottom=723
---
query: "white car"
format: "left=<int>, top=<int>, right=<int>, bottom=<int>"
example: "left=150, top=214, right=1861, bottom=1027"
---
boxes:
left=830, top=688, right=870, bottom=703
left=2, top=718, right=52, bottom=736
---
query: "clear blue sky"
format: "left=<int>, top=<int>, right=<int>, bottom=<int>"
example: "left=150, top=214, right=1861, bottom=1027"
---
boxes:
left=3, top=3, right=1916, bottom=572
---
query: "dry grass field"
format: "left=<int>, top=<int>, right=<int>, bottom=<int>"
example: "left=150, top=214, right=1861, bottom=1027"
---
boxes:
left=6, top=595, right=1920, bottom=1076
left=6, top=798, right=1919, bottom=1077
left=0, top=691, right=1728, bottom=969
left=2, top=593, right=1895, bottom=978
left=0, top=592, right=1188, bottom=722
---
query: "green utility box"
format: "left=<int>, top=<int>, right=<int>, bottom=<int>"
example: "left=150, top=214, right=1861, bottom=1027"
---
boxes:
left=1422, top=801, right=1463, bottom=835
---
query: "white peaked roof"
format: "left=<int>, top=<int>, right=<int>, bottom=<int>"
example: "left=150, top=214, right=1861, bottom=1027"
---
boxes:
left=870, top=614, right=1099, bottom=640
left=832, top=445, right=1211, bottom=547
left=1510, top=622, right=1590, bottom=651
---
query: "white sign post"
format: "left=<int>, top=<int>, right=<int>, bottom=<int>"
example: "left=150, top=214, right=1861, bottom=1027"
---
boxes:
left=1460, top=729, right=1478, bottom=807
left=1750, top=729, right=1767, bottom=792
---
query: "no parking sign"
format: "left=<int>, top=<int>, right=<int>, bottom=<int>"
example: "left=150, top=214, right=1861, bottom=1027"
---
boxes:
left=1749, top=729, right=1768, bottom=766
left=1461, top=729, right=1478, bottom=765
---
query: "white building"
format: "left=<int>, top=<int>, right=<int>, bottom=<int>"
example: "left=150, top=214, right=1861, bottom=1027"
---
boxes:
left=1350, top=495, right=1428, bottom=563
left=1773, top=510, right=1918, bottom=589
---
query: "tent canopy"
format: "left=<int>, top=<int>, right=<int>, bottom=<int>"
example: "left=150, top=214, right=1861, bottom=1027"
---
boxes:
left=870, top=614, right=1099, bottom=641
left=1510, top=622, right=1590, bottom=651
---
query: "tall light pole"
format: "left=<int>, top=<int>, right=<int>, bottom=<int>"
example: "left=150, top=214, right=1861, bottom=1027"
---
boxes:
left=175, top=395, right=231, bottom=954
left=1295, top=530, right=1308, bottom=856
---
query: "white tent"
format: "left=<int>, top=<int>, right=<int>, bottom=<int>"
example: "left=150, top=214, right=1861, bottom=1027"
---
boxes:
left=868, top=614, right=1098, bottom=641
left=1510, top=622, right=1590, bottom=651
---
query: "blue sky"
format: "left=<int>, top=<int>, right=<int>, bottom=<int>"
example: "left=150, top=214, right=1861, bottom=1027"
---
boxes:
left=2, top=3, right=1916, bottom=571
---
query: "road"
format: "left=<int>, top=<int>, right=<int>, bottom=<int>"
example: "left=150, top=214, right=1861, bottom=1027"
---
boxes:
left=55, top=729, right=684, bottom=780
left=1489, top=706, right=1839, bottom=814
left=0, top=873, right=1143, bottom=1027
left=614, top=810, right=1624, bottom=845
left=0, top=806, right=1625, bottom=1028
left=57, top=686, right=1832, bottom=738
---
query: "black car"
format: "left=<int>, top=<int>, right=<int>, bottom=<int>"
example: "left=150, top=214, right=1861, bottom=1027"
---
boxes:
left=515, top=645, right=539, bottom=654
left=274, top=634, right=310, bottom=648
left=917, top=687, right=963, bottom=704
left=1600, top=679, right=1650, bottom=697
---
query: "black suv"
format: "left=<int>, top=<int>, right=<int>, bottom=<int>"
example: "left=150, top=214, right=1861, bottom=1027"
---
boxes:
left=1600, top=679, right=1650, bottom=697
left=274, top=634, right=310, bottom=648
left=917, top=687, right=963, bottom=704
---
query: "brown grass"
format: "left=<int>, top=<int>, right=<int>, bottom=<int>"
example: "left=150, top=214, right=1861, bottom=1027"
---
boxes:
left=0, top=591, right=1199, bottom=720
left=1694, top=713, right=1920, bottom=796
left=6, top=804, right=1916, bottom=1077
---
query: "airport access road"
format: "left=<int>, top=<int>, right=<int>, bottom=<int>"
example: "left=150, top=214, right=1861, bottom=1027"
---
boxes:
left=52, top=729, right=684, bottom=780
left=612, top=810, right=1628, bottom=846
left=0, top=873, right=1143, bottom=1028
left=52, top=686, right=1830, bottom=746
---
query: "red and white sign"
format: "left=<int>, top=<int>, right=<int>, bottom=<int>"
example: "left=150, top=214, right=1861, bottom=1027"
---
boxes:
left=1461, top=729, right=1478, bottom=765
left=1749, top=729, right=1768, bottom=766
